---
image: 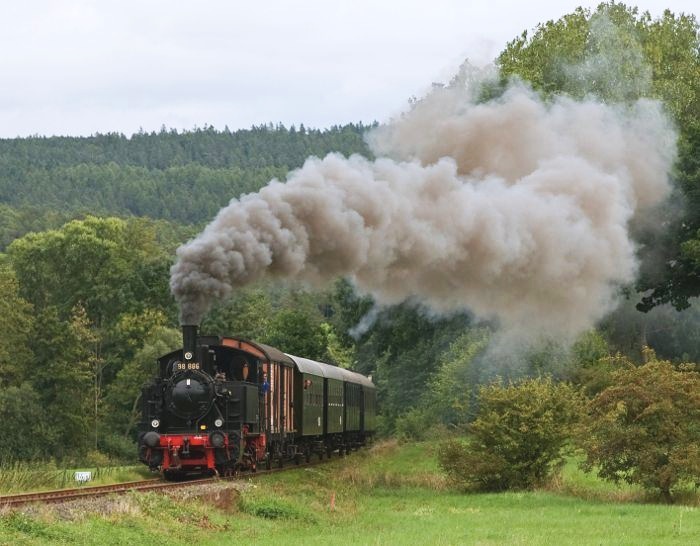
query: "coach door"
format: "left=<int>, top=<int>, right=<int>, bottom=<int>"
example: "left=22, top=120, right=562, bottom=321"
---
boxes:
left=268, top=361, right=294, bottom=436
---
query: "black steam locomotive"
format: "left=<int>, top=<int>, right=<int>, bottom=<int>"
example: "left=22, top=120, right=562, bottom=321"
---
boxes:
left=137, top=325, right=376, bottom=478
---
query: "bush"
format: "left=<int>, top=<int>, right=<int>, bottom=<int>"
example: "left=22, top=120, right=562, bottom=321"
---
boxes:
left=83, top=449, right=111, bottom=467
left=578, top=351, right=700, bottom=503
left=240, top=496, right=314, bottom=522
left=438, top=377, right=583, bottom=491
left=0, top=382, right=57, bottom=461
left=395, top=407, right=449, bottom=441
left=99, top=433, right=137, bottom=462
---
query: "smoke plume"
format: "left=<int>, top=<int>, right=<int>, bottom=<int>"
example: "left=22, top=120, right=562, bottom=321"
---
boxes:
left=170, top=80, right=675, bottom=338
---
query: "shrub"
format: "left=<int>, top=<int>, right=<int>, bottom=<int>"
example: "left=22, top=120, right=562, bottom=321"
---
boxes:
left=0, top=383, right=57, bottom=461
left=578, top=351, right=700, bottom=503
left=438, top=377, right=583, bottom=491
left=83, top=449, right=111, bottom=467
left=239, top=496, right=314, bottom=521
left=395, top=407, right=449, bottom=441
left=99, top=433, right=137, bottom=462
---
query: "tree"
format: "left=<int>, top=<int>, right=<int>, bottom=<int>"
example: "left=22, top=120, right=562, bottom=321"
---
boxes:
left=395, top=329, right=490, bottom=439
left=103, top=324, right=180, bottom=441
left=438, top=377, right=583, bottom=491
left=497, top=3, right=700, bottom=312
left=0, top=383, right=56, bottom=461
left=320, top=322, right=355, bottom=368
left=7, top=217, right=177, bottom=455
left=0, top=265, right=34, bottom=385
left=7, top=216, right=172, bottom=327
left=578, top=350, right=700, bottom=502
left=0, top=124, right=373, bottom=224
left=266, top=308, right=327, bottom=360
left=201, top=287, right=274, bottom=340
left=353, top=301, right=474, bottom=432
left=31, top=305, right=95, bottom=459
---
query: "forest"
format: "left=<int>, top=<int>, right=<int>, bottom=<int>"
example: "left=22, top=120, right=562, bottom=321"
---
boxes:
left=0, top=2, right=699, bottom=498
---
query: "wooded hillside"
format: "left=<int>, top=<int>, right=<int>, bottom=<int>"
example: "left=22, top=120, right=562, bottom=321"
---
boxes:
left=1, top=3, right=699, bottom=467
left=0, top=123, right=372, bottom=237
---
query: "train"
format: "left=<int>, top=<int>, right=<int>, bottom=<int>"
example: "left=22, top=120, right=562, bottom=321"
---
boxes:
left=137, top=325, right=377, bottom=479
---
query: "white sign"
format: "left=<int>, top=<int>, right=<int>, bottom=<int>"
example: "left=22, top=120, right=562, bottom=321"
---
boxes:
left=74, top=471, right=92, bottom=483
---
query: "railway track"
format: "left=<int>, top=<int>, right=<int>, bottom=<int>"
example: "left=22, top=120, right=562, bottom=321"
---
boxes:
left=0, top=455, right=338, bottom=508
left=0, top=477, right=196, bottom=508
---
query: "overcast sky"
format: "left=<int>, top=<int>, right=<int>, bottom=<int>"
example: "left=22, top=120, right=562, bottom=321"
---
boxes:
left=0, top=1, right=696, bottom=138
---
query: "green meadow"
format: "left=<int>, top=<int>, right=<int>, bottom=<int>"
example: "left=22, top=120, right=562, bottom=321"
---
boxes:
left=1, top=441, right=698, bottom=545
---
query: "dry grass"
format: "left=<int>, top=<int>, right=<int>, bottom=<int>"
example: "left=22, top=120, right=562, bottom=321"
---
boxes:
left=336, top=440, right=447, bottom=491
left=543, top=471, right=645, bottom=504
left=5, top=481, right=245, bottom=525
left=543, top=469, right=700, bottom=506
left=367, top=438, right=400, bottom=456
left=337, top=465, right=447, bottom=490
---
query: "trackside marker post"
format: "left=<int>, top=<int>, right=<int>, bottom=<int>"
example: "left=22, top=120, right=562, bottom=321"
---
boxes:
left=74, top=472, right=92, bottom=484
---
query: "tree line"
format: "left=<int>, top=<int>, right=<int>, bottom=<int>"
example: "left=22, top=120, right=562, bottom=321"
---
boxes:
left=0, top=122, right=372, bottom=170
left=0, top=123, right=372, bottom=243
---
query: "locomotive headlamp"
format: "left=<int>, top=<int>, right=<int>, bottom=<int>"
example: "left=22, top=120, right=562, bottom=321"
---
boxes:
left=151, top=419, right=160, bottom=428
left=184, top=351, right=193, bottom=361
left=214, top=418, right=223, bottom=428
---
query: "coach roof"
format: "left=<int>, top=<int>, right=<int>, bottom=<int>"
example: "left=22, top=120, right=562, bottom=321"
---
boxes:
left=340, top=368, right=375, bottom=389
left=286, top=354, right=348, bottom=381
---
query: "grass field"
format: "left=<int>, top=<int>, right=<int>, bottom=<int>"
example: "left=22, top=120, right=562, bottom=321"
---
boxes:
left=1, top=441, right=698, bottom=545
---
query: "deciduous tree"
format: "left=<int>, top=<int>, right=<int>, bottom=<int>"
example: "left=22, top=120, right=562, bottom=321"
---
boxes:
left=578, top=350, right=700, bottom=502
left=498, top=2, right=700, bottom=312
left=0, top=265, right=34, bottom=385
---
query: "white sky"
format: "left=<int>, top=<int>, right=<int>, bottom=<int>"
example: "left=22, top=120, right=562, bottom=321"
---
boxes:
left=0, top=1, right=696, bottom=138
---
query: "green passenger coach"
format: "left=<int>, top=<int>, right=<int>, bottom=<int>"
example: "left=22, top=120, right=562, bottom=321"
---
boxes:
left=287, top=354, right=376, bottom=456
left=290, top=356, right=325, bottom=436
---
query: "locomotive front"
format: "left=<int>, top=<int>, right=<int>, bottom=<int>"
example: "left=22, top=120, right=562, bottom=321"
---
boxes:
left=137, top=325, right=251, bottom=479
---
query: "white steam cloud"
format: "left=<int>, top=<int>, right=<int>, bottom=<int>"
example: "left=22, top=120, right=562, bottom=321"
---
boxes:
left=170, top=79, right=675, bottom=338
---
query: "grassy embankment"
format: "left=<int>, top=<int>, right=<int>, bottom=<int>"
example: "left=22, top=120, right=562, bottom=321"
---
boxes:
left=1, top=441, right=698, bottom=545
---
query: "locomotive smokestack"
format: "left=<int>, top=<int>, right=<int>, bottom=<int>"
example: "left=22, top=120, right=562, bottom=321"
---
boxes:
left=182, top=324, right=198, bottom=363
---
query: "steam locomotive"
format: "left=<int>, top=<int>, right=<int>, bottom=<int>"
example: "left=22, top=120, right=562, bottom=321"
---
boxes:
left=137, top=325, right=376, bottom=479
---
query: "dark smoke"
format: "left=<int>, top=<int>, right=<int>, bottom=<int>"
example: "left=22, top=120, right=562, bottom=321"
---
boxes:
left=170, top=80, right=675, bottom=339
